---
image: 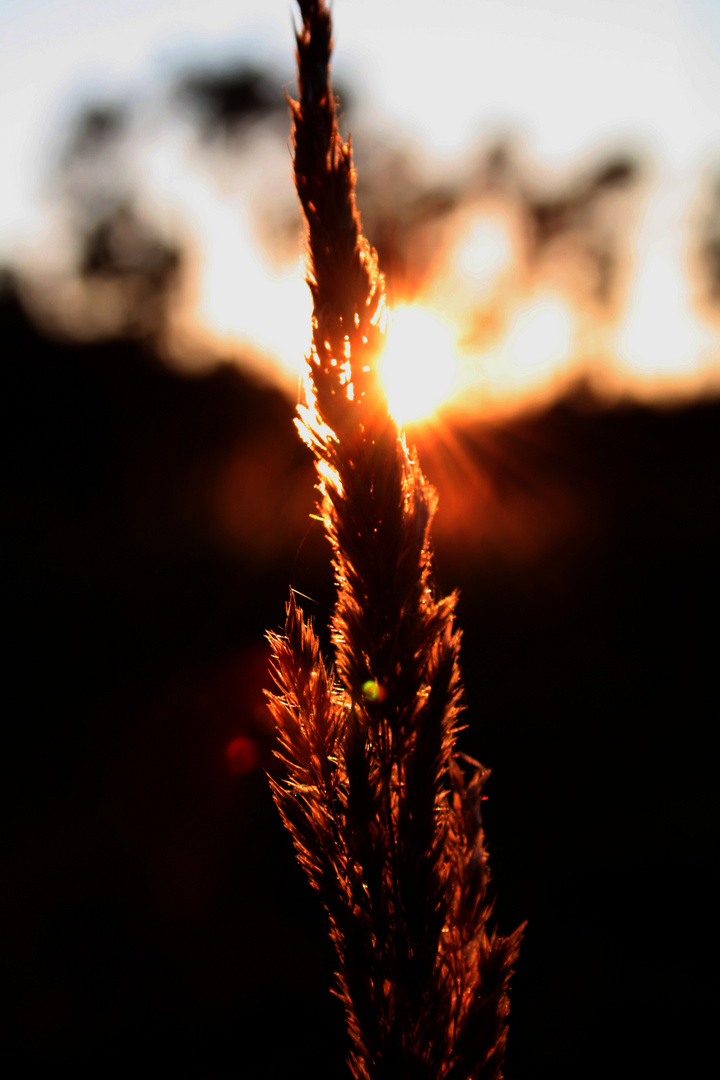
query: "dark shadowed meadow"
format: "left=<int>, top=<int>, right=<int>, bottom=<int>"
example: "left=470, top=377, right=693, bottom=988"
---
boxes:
left=2, top=280, right=718, bottom=1078
left=2, top=2, right=719, bottom=1076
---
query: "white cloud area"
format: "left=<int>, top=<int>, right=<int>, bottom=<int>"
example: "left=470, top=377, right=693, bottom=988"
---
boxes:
left=1, top=0, right=720, bottom=414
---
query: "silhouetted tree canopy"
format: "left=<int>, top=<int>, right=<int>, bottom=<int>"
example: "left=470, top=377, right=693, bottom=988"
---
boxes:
left=699, top=175, right=720, bottom=303
left=77, top=201, right=181, bottom=337
left=174, top=63, right=286, bottom=141
left=62, top=103, right=129, bottom=165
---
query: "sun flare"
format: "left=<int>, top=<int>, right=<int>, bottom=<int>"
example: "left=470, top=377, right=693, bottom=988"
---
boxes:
left=173, top=177, right=720, bottom=417
left=378, top=306, right=457, bottom=426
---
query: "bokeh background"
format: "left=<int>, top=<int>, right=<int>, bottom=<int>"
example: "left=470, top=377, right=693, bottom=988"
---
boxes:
left=1, top=1, right=718, bottom=1076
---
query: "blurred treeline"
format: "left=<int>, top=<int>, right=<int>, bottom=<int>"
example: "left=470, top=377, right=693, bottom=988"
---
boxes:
left=1, top=59, right=718, bottom=1078
left=18, top=56, right=720, bottom=341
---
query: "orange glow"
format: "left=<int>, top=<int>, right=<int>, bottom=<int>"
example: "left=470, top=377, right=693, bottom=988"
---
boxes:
left=453, top=211, right=515, bottom=294
left=166, top=179, right=720, bottom=418
left=612, top=245, right=720, bottom=401
left=378, top=306, right=457, bottom=425
left=503, top=296, right=574, bottom=376
left=161, top=171, right=311, bottom=387
left=475, top=293, right=577, bottom=407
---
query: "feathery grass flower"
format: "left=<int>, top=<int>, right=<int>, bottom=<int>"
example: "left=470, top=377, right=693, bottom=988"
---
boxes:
left=267, top=5, right=523, bottom=1077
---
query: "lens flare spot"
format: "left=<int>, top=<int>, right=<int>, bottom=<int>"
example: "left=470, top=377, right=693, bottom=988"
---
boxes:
left=362, top=679, right=387, bottom=704
left=378, top=306, right=457, bottom=425
left=225, top=735, right=260, bottom=775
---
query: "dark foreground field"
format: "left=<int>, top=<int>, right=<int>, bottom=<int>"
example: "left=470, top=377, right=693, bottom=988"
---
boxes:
left=1, top=283, right=717, bottom=1077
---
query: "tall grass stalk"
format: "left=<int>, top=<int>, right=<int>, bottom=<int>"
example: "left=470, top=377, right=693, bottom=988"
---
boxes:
left=267, top=3, right=523, bottom=1076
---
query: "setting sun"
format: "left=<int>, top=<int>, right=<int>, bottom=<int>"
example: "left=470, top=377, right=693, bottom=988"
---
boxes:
left=378, top=306, right=457, bottom=425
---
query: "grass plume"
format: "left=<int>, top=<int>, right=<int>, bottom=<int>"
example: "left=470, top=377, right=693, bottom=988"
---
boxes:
left=266, top=3, right=523, bottom=1076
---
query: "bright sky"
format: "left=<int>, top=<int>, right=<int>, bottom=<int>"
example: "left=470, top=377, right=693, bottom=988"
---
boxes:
left=2, top=0, right=720, bottom=243
left=2, top=0, right=720, bottom=415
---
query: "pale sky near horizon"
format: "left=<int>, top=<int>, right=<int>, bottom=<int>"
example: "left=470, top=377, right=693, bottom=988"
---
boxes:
left=2, top=0, right=720, bottom=253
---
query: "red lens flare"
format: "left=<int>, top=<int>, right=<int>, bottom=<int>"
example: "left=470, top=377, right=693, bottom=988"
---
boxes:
left=225, top=735, right=260, bottom=775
